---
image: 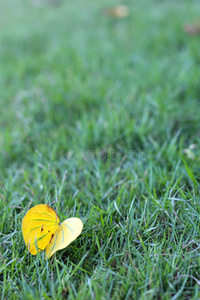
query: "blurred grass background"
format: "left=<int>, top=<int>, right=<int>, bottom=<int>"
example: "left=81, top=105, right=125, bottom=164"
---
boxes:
left=0, top=0, right=200, bottom=299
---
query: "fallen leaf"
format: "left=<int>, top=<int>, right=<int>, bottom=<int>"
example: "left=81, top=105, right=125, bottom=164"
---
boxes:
left=22, top=204, right=83, bottom=258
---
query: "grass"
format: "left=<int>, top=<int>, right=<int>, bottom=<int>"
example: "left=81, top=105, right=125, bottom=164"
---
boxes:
left=0, top=0, right=200, bottom=298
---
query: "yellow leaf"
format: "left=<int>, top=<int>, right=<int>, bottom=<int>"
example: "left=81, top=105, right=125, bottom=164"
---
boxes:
left=22, top=204, right=60, bottom=255
left=46, top=218, right=83, bottom=258
left=22, top=204, right=83, bottom=258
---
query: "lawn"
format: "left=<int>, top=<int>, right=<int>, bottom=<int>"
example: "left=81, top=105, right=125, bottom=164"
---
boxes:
left=0, top=0, right=200, bottom=299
